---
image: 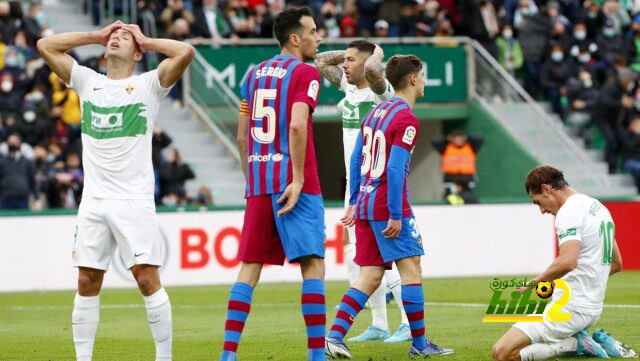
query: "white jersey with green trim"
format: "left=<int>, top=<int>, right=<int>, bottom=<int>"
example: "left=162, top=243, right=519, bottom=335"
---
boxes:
left=69, top=61, right=171, bottom=200
left=338, top=73, right=393, bottom=204
left=553, top=193, right=614, bottom=315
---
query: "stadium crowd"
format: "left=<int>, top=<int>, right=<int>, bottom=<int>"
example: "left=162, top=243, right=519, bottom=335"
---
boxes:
left=3, top=0, right=640, bottom=210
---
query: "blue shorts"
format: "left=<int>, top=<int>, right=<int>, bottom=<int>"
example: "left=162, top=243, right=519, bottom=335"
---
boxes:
left=238, top=192, right=325, bottom=265
left=354, top=216, right=425, bottom=268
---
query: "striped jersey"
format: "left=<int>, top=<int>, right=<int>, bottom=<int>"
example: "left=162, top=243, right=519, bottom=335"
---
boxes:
left=353, top=97, right=419, bottom=220
left=240, top=54, right=322, bottom=197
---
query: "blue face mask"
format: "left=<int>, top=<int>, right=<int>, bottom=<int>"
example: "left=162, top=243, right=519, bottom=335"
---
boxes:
left=551, top=51, right=564, bottom=62
left=603, top=28, right=616, bottom=37
left=35, top=11, right=45, bottom=25
left=4, top=56, right=19, bottom=67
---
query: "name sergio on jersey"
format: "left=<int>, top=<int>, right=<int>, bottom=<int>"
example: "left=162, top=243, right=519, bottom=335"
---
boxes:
left=255, top=66, right=288, bottom=79
left=247, top=152, right=284, bottom=163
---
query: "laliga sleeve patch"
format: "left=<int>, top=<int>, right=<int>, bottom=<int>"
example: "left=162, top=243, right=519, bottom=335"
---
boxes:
left=307, top=80, right=319, bottom=101
left=402, top=126, right=416, bottom=145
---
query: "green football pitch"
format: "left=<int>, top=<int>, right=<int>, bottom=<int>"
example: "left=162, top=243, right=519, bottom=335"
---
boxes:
left=1, top=272, right=638, bottom=360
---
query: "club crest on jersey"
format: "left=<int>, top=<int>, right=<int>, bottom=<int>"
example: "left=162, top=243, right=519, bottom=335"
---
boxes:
left=307, top=80, right=319, bottom=101
left=402, top=126, right=416, bottom=145
left=125, top=84, right=134, bottom=94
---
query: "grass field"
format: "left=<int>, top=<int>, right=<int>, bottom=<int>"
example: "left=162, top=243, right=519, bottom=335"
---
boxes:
left=1, top=272, right=639, bottom=360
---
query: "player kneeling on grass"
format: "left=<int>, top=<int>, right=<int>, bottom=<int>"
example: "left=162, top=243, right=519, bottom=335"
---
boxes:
left=37, top=21, right=194, bottom=361
left=324, top=55, right=453, bottom=359
left=491, top=166, right=637, bottom=361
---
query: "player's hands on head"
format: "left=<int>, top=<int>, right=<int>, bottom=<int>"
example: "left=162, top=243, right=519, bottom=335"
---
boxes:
left=382, top=218, right=402, bottom=239
left=373, top=44, right=384, bottom=59
left=341, top=205, right=355, bottom=227
left=276, top=181, right=303, bottom=217
left=121, top=24, right=149, bottom=52
left=98, top=20, right=124, bottom=46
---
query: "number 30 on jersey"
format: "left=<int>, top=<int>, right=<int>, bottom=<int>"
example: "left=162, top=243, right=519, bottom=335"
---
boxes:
left=361, top=126, right=386, bottom=179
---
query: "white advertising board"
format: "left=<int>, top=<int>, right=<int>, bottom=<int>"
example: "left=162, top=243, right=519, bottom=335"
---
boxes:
left=0, top=204, right=555, bottom=292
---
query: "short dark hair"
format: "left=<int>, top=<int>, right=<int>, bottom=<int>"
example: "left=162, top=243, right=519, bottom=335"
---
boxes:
left=525, top=165, right=569, bottom=194
left=385, top=54, right=422, bottom=91
left=347, top=39, right=375, bottom=55
left=273, top=6, right=314, bottom=48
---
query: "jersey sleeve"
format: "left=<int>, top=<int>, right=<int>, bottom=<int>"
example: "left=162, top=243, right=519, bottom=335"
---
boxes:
left=145, top=69, right=172, bottom=102
left=555, top=201, right=584, bottom=245
left=390, top=111, right=420, bottom=152
left=241, top=66, right=252, bottom=101
left=68, top=60, right=98, bottom=95
left=292, top=64, right=321, bottom=112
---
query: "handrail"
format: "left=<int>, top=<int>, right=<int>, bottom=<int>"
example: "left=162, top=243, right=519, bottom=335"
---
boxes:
left=185, top=36, right=472, bottom=47
left=470, top=40, right=612, bottom=186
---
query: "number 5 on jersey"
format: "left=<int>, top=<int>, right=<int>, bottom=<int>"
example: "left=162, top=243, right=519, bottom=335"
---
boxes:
left=251, top=89, right=276, bottom=144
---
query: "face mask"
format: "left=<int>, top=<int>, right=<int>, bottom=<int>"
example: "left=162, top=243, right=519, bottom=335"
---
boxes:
left=35, top=11, right=45, bottom=25
left=574, top=30, right=586, bottom=40
left=8, top=144, right=19, bottom=152
left=204, top=5, right=215, bottom=11
left=1, top=80, right=12, bottom=92
left=503, top=29, right=513, bottom=39
left=583, top=78, right=593, bottom=88
left=23, top=110, right=36, bottom=123
left=588, top=11, right=597, bottom=19
left=578, top=53, right=591, bottom=63
left=520, top=9, right=529, bottom=16
left=603, top=28, right=615, bottom=37
left=551, top=51, right=564, bottom=62
left=28, top=91, right=44, bottom=103
left=4, top=56, right=19, bottom=67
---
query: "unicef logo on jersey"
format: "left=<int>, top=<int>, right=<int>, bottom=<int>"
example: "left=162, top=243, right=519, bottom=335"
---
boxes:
left=247, top=153, right=284, bottom=163
left=112, top=226, right=170, bottom=282
left=359, top=185, right=375, bottom=193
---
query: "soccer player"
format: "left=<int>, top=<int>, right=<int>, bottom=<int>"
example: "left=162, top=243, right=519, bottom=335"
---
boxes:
left=491, top=166, right=637, bottom=361
left=315, top=40, right=410, bottom=343
left=219, top=7, right=326, bottom=361
left=37, top=21, right=194, bottom=361
left=324, top=55, right=453, bottom=359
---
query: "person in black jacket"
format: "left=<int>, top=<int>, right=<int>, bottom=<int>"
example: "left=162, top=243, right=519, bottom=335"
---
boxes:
left=567, top=69, right=600, bottom=138
left=592, top=68, right=637, bottom=173
left=0, top=134, right=36, bottom=209
left=621, top=115, right=640, bottom=192
left=540, top=43, right=573, bottom=117
left=159, top=147, right=195, bottom=204
left=518, top=5, right=552, bottom=97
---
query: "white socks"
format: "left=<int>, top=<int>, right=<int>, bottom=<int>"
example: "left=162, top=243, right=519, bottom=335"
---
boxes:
left=143, top=288, right=173, bottom=361
left=369, top=277, right=389, bottom=331
left=344, top=242, right=359, bottom=285
left=520, top=338, right=577, bottom=361
left=72, top=293, right=100, bottom=361
left=384, top=269, right=409, bottom=325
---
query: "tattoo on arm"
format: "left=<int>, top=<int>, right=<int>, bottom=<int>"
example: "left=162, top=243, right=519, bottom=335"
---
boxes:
left=314, top=50, right=345, bottom=88
left=364, top=54, right=387, bottom=95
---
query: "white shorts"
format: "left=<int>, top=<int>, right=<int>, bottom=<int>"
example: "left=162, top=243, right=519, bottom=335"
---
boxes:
left=513, top=311, right=600, bottom=344
left=72, top=197, right=163, bottom=271
left=343, top=128, right=358, bottom=245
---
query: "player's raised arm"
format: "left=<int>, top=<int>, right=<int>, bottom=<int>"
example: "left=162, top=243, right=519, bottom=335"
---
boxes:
left=314, top=50, right=345, bottom=87
left=122, top=24, right=194, bottom=88
left=37, top=21, right=123, bottom=84
left=364, top=45, right=387, bottom=95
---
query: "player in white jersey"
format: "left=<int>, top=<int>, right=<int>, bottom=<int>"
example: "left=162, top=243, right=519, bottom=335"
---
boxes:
left=315, top=40, right=411, bottom=343
left=37, top=21, right=194, bottom=361
left=492, top=166, right=636, bottom=361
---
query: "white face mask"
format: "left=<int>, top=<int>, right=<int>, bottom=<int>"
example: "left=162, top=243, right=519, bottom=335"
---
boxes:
left=574, top=30, right=586, bottom=40
left=551, top=51, right=564, bottom=62
left=578, top=53, right=591, bottom=63
left=583, top=78, right=593, bottom=88
left=1, top=80, right=13, bottom=92
left=503, top=29, right=513, bottom=39
left=603, top=28, right=616, bottom=37
left=29, top=91, right=44, bottom=103
left=23, top=110, right=36, bottom=123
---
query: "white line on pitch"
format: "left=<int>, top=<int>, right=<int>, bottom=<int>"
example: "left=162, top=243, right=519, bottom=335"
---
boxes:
left=3, top=302, right=640, bottom=311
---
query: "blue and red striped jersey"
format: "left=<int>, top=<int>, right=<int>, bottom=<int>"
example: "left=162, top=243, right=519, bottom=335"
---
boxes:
left=240, top=54, right=322, bottom=197
left=351, top=97, right=420, bottom=220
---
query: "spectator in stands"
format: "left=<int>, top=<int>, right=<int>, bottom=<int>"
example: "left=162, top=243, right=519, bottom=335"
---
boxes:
left=580, top=1, right=605, bottom=40
left=445, top=175, right=479, bottom=205
left=195, top=185, right=213, bottom=206
left=596, top=18, right=634, bottom=66
left=256, top=0, right=282, bottom=38
left=0, top=134, right=36, bottom=209
left=567, top=68, right=600, bottom=138
left=602, top=0, right=630, bottom=35
left=356, top=0, right=379, bottom=37
left=460, top=0, right=499, bottom=58
left=225, top=0, right=257, bottom=38
left=512, top=0, right=537, bottom=30
left=431, top=131, right=483, bottom=199
left=22, top=1, right=44, bottom=46
left=540, top=43, right=573, bottom=117
left=315, top=0, right=339, bottom=38
left=152, top=127, right=172, bottom=169
left=160, top=0, right=195, bottom=36
left=549, top=20, right=572, bottom=54
left=592, top=68, right=637, bottom=174
left=496, top=23, right=523, bottom=75
left=0, top=1, right=18, bottom=46
left=159, top=147, right=195, bottom=205
left=0, top=47, right=31, bottom=115
left=518, top=2, right=552, bottom=98
left=339, top=15, right=357, bottom=37
left=54, top=152, right=83, bottom=208
left=32, top=145, right=54, bottom=208
left=374, top=19, right=389, bottom=38
left=377, top=0, right=401, bottom=37
left=621, top=115, right=640, bottom=192
left=50, top=73, right=81, bottom=146
left=193, top=0, right=237, bottom=40
left=629, top=19, right=640, bottom=73
left=569, top=21, right=597, bottom=59
left=16, top=100, right=49, bottom=147
left=13, top=29, right=38, bottom=64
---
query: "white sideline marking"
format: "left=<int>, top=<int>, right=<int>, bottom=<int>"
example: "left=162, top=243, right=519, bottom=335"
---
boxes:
left=3, top=302, right=640, bottom=311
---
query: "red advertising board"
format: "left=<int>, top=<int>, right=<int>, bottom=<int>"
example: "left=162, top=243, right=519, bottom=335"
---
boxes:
left=603, top=201, right=640, bottom=270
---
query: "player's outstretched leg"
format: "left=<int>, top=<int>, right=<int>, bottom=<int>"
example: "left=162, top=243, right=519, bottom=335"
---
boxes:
left=383, top=268, right=411, bottom=343
left=325, top=288, right=369, bottom=359
left=348, top=279, right=390, bottom=342
left=73, top=267, right=104, bottom=361
left=133, top=265, right=172, bottom=361
left=220, top=282, right=254, bottom=361
left=301, top=279, right=327, bottom=360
